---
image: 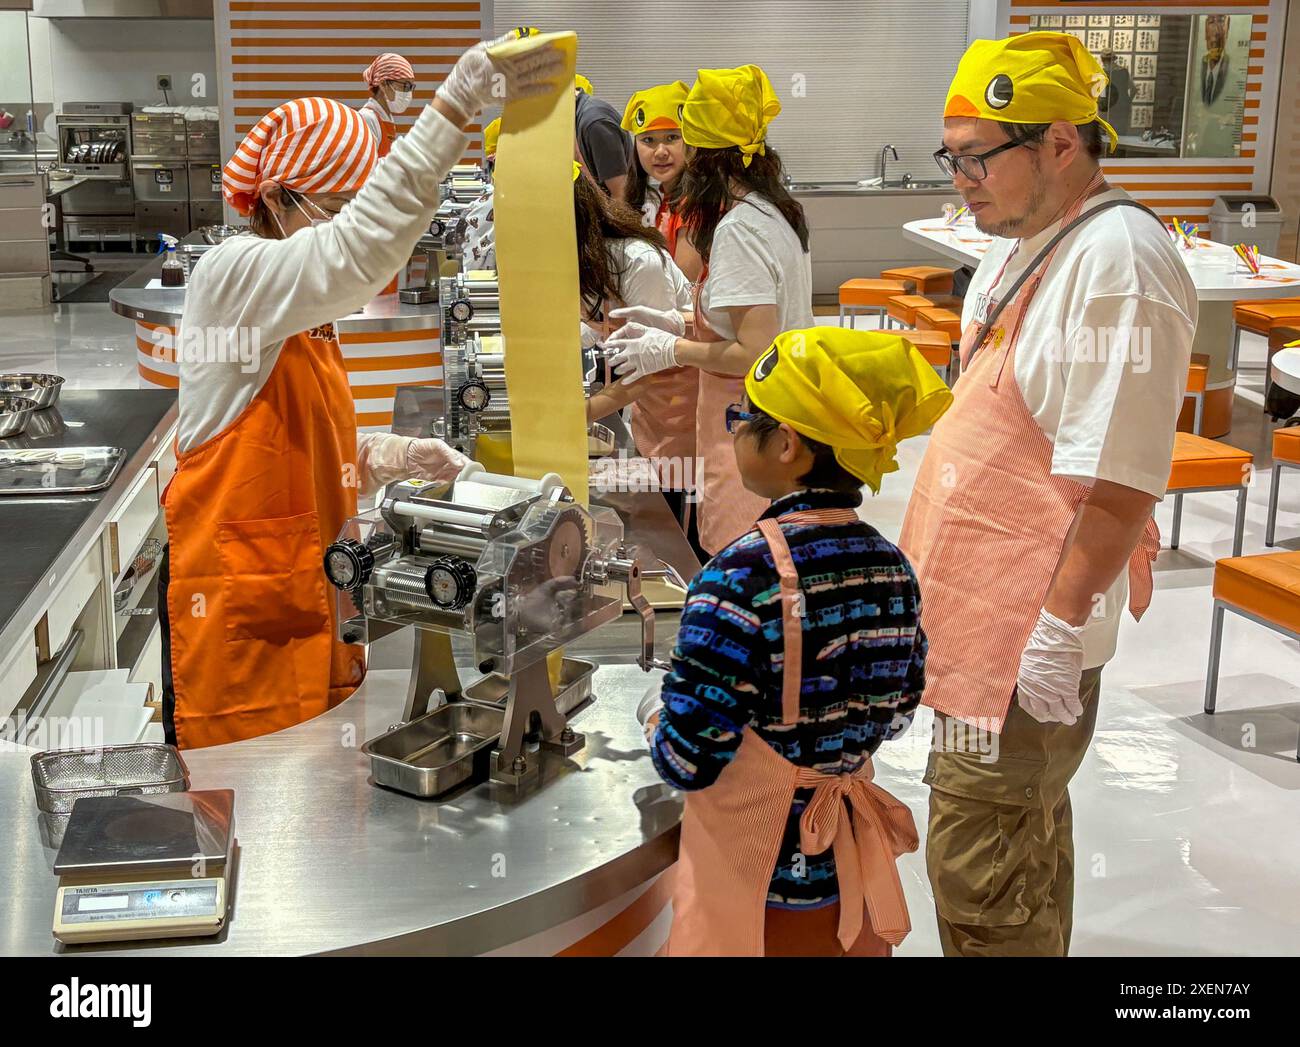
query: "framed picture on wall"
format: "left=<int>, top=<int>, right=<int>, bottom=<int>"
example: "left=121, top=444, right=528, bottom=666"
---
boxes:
left=1137, top=30, right=1160, bottom=52
left=1114, top=15, right=1135, bottom=29
left=1112, top=30, right=1134, bottom=53
left=1133, top=80, right=1155, bottom=103
left=1040, top=14, right=1063, bottom=28
left=1137, top=15, right=1161, bottom=29
left=1113, top=54, right=1133, bottom=73
left=1067, top=29, right=1087, bottom=45
left=1066, top=15, right=1087, bottom=29
left=1087, top=29, right=1111, bottom=53
left=1131, top=105, right=1152, bottom=130
left=1135, top=54, right=1157, bottom=78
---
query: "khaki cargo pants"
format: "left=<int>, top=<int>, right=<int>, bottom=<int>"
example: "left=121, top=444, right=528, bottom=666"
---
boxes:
left=923, top=668, right=1102, bottom=956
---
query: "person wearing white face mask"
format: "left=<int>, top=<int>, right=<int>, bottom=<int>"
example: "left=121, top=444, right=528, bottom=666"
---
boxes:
left=359, top=52, right=417, bottom=158
left=160, top=38, right=564, bottom=751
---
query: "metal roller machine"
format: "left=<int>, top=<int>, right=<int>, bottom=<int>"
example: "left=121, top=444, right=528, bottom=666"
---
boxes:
left=323, top=464, right=665, bottom=796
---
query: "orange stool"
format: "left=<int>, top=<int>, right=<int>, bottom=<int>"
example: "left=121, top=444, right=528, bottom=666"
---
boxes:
left=1167, top=432, right=1253, bottom=556
left=915, top=305, right=962, bottom=347
left=879, top=265, right=955, bottom=295
left=838, top=278, right=907, bottom=329
left=901, top=328, right=956, bottom=384
left=1205, top=550, right=1300, bottom=758
left=1184, top=354, right=1209, bottom=434
left=886, top=294, right=935, bottom=329
left=1231, top=297, right=1300, bottom=371
left=1266, top=425, right=1300, bottom=547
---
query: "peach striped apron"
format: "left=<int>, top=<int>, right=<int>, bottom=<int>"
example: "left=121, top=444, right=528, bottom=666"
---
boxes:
left=666, top=508, right=918, bottom=956
left=692, top=278, right=768, bottom=555
left=897, top=177, right=1159, bottom=731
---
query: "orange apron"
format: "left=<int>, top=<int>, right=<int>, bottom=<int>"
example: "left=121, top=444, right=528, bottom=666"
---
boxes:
left=897, top=178, right=1159, bottom=731
left=692, top=278, right=768, bottom=555
left=666, top=509, right=918, bottom=956
left=163, top=329, right=366, bottom=749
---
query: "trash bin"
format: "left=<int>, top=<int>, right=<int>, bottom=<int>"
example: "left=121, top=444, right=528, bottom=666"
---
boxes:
left=1209, top=194, right=1285, bottom=257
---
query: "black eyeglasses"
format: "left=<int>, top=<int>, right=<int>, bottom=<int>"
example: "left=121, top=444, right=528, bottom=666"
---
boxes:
left=933, top=139, right=1028, bottom=182
left=725, top=403, right=757, bottom=434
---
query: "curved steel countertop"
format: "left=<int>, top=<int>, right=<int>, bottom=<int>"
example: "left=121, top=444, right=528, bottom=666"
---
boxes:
left=0, top=664, right=682, bottom=956
left=108, top=237, right=443, bottom=334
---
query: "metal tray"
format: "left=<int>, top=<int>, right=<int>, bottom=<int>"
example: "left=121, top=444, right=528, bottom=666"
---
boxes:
left=0, top=445, right=125, bottom=495
left=463, top=657, right=596, bottom=717
left=31, top=744, right=190, bottom=815
left=363, top=701, right=505, bottom=798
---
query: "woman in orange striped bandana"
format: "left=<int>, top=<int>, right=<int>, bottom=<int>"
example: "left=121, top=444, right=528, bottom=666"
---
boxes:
left=358, top=52, right=416, bottom=159
left=159, top=37, right=565, bottom=751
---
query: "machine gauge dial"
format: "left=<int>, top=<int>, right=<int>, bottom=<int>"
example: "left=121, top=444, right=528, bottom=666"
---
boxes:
left=449, top=298, right=474, bottom=322
left=429, top=218, right=446, bottom=236
left=323, top=539, right=374, bottom=591
left=456, top=380, right=491, bottom=412
left=424, top=557, right=477, bottom=610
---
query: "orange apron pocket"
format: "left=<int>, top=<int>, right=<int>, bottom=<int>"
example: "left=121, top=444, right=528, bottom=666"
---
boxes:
left=217, top=510, right=330, bottom=644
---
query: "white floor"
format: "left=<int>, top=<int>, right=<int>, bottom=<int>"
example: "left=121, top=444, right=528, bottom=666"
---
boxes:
left=4, top=299, right=1299, bottom=956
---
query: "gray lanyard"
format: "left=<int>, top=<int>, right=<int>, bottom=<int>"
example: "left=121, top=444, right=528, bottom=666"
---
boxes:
left=967, top=198, right=1166, bottom=365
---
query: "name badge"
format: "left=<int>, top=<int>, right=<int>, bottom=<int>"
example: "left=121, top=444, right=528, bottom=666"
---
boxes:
left=972, top=292, right=998, bottom=325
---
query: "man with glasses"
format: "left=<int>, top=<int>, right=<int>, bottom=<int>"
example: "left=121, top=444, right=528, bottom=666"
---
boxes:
left=899, top=33, right=1196, bottom=956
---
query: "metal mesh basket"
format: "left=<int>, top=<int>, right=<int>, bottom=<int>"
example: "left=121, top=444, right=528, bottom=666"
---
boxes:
left=30, top=744, right=189, bottom=815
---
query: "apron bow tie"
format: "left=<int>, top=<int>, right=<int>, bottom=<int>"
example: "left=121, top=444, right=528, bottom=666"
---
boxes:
left=795, top=761, right=918, bottom=949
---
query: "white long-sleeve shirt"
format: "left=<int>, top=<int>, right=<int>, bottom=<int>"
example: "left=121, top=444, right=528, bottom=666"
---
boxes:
left=176, top=103, right=469, bottom=452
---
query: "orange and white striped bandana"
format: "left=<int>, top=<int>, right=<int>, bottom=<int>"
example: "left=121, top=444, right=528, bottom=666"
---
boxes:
left=222, top=97, right=377, bottom=216
left=362, top=52, right=415, bottom=87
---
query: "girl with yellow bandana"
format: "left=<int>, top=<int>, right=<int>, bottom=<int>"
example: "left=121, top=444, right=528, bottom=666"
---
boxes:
left=606, top=64, right=815, bottom=557
left=620, top=81, right=690, bottom=254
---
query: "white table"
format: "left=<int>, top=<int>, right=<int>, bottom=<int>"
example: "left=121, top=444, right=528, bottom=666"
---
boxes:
left=1272, top=347, right=1300, bottom=397
left=903, top=216, right=1300, bottom=437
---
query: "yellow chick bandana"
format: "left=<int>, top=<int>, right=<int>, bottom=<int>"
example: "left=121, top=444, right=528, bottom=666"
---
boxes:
left=483, top=117, right=501, bottom=158
left=574, top=73, right=594, bottom=95
left=510, top=26, right=541, bottom=39
left=945, top=31, right=1118, bottom=153
left=573, top=160, right=582, bottom=182
left=621, top=80, right=690, bottom=135
left=744, top=328, right=953, bottom=494
left=682, top=64, right=781, bottom=167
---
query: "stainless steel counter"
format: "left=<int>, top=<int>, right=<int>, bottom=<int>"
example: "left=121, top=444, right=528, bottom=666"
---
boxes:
left=790, top=182, right=955, bottom=198
left=0, top=390, right=177, bottom=668
left=108, top=232, right=444, bottom=333
left=0, top=662, right=682, bottom=956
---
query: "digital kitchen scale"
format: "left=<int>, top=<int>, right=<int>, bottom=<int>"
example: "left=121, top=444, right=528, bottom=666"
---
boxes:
left=51, top=789, right=234, bottom=945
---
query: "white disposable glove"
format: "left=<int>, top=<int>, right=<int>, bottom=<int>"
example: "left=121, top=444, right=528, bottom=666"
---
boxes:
left=436, top=33, right=565, bottom=122
left=356, top=433, right=468, bottom=495
left=608, top=304, right=686, bottom=337
left=579, top=320, right=601, bottom=349
left=1015, top=608, right=1087, bottom=725
left=606, top=322, right=679, bottom=385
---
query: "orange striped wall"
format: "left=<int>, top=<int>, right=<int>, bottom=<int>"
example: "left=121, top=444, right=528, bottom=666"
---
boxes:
left=1006, top=1, right=1286, bottom=227
left=214, top=0, right=491, bottom=177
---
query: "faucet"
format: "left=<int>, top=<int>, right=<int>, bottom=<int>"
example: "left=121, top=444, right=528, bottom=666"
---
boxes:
left=879, top=144, right=899, bottom=184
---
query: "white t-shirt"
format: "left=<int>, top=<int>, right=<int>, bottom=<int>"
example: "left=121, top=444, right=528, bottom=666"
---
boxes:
left=699, top=193, right=814, bottom=340
left=610, top=236, right=691, bottom=313
left=962, top=186, right=1197, bottom=667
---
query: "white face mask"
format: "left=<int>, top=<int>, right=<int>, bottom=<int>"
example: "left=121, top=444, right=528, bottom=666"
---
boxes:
left=388, top=89, right=412, bottom=114
left=271, top=190, right=333, bottom=238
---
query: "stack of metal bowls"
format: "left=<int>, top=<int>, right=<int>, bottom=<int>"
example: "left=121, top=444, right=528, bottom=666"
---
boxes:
left=0, top=394, right=39, bottom=439
left=0, top=374, right=65, bottom=438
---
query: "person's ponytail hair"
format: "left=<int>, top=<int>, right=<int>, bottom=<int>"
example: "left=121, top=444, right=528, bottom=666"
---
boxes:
left=676, top=143, right=810, bottom=262
left=574, top=173, right=668, bottom=322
